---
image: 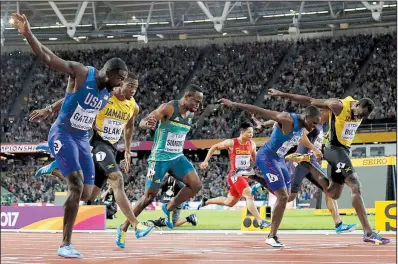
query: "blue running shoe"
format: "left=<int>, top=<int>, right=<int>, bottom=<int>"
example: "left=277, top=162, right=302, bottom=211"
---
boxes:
left=36, top=142, right=50, bottom=153
left=116, top=224, right=126, bottom=248
left=335, top=223, right=358, bottom=234
left=197, top=198, right=208, bottom=210
left=363, top=231, right=390, bottom=245
left=161, top=203, right=174, bottom=229
left=57, top=244, right=83, bottom=259
left=35, top=161, right=58, bottom=177
left=251, top=183, right=262, bottom=196
left=135, top=222, right=155, bottom=239
left=259, top=219, right=271, bottom=229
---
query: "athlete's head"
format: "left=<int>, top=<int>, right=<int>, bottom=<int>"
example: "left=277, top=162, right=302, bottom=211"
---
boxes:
left=120, top=73, right=139, bottom=100
left=183, top=84, right=204, bottom=112
left=352, top=98, right=374, bottom=119
left=303, top=106, right=321, bottom=131
left=320, top=109, right=329, bottom=124
left=240, top=121, right=254, bottom=140
left=103, top=58, right=128, bottom=88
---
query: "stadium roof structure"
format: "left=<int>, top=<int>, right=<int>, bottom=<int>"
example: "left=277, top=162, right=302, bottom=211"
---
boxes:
left=1, top=1, right=397, bottom=46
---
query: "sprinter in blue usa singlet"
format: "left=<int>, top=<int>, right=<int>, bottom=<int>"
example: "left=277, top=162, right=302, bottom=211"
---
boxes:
left=11, top=12, right=129, bottom=258
left=44, top=58, right=128, bottom=259
left=218, top=97, right=321, bottom=248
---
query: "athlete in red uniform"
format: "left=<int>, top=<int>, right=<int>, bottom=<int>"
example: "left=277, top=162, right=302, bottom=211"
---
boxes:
left=198, top=121, right=271, bottom=229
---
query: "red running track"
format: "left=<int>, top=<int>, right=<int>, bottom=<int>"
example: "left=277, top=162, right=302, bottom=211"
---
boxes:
left=1, top=232, right=396, bottom=264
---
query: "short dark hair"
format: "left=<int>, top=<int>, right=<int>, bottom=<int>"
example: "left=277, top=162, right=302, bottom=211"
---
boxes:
left=184, top=84, right=203, bottom=96
left=304, top=105, right=321, bottom=117
left=125, top=72, right=138, bottom=81
left=358, top=98, right=375, bottom=114
left=104, top=58, right=128, bottom=72
left=240, top=121, right=253, bottom=130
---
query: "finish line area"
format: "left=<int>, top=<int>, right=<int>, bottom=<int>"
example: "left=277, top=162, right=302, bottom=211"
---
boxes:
left=1, top=230, right=396, bottom=264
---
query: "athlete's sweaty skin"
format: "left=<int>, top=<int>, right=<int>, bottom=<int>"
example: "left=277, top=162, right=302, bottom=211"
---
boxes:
left=120, top=85, right=204, bottom=233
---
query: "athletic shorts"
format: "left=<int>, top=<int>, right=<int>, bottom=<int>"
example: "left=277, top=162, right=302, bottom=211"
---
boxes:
left=227, top=173, right=250, bottom=199
left=255, top=149, right=291, bottom=192
left=48, top=126, right=94, bottom=185
left=145, top=156, right=196, bottom=191
left=324, top=145, right=356, bottom=184
left=91, top=132, right=121, bottom=189
left=290, top=158, right=324, bottom=194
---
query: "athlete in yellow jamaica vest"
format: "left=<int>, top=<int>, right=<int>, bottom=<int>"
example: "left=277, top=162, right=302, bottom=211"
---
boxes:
left=30, top=73, right=154, bottom=239
left=267, top=88, right=389, bottom=245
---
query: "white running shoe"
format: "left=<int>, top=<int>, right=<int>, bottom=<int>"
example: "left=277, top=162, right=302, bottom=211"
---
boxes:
left=266, top=236, right=285, bottom=248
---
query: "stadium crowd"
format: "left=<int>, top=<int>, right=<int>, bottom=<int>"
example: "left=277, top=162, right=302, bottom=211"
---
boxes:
left=0, top=33, right=396, bottom=204
left=1, top=33, right=396, bottom=143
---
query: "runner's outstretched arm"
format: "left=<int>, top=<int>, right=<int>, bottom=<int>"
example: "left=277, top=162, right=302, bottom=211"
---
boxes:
left=123, top=105, right=140, bottom=172
left=300, top=130, right=322, bottom=159
left=268, top=89, right=343, bottom=115
left=219, top=98, right=287, bottom=123
left=252, top=116, right=275, bottom=130
left=219, top=98, right=293, bottom=132
left=10, top=13, right=85, bottom=76
left=139, top=103, right=174, bottom=130
left=199, top=139, right=234, bottom=170
left=29, top=98, right=64, bottom=122
left=262, top=120, right=276, bottom=128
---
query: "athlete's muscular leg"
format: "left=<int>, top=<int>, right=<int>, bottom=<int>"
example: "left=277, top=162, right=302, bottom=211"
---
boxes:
left=80, top=185, right=93, bottom=202
left=248, top=175, right=274, bottom=194
left=300, top=162, right=330, bottom=191
left=62, top=171, right=84, bottom=246
left=325, top=195, right=342, bottom=225
left=269, top=187, right=289, bottom=238
left=174, top=219, right=188, bottom=227
left=108, top=171, right=139, bottom=227
left=300, top=162, right=344, bottom=199
left=166, top=171, right=202, bottom=211
left=305, top=170, right=342, bottom=225
left=121, top=189, right=158, bottom=232
left=205, top=193, right=240, bottom=207
left=345, top=173, right=372, bottom=236
left=88, top=186, right=102, bottom=201
left=242, top=187, right=265, bottom=224
left=52, top=168, right=65, bottom=181
left=288, top=192, right=297, bottom=202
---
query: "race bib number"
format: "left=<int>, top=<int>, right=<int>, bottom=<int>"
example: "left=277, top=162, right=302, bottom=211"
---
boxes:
left=101, top=118, right=124, bottom=141
left=276, top=135, right=301, bottom=157
left=310, top=134, right=324, bottom=155
left=165, top=133, right=186, bottom=153
left=70, top=104, right=98, bottom=130
left=341, top=122, right=359, bottom=141
left=313, top=133, right=324, bottom=150
left=235, top=155, right=250, bottom=169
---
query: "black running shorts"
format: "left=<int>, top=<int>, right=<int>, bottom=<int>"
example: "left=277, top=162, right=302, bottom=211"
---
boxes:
left=323, top=144, right=356, bottom=184
left=91, top=132, right=121, bottom=189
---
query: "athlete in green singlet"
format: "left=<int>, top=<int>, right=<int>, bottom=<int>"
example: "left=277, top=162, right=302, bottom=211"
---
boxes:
left=116, top=84, right=204, bottom=248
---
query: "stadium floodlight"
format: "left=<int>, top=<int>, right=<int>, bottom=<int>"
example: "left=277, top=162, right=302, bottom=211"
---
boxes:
left=49, top=1, right=88, bottom=38
left=361, top=1, right=384, bottom=21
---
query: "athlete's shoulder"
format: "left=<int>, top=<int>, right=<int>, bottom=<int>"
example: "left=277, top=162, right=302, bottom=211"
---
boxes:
left=340, top=96, right=357, bottom=104
left=127, top=97, right=137, bottom=107
left=157, top=101, right=174, bottom=110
